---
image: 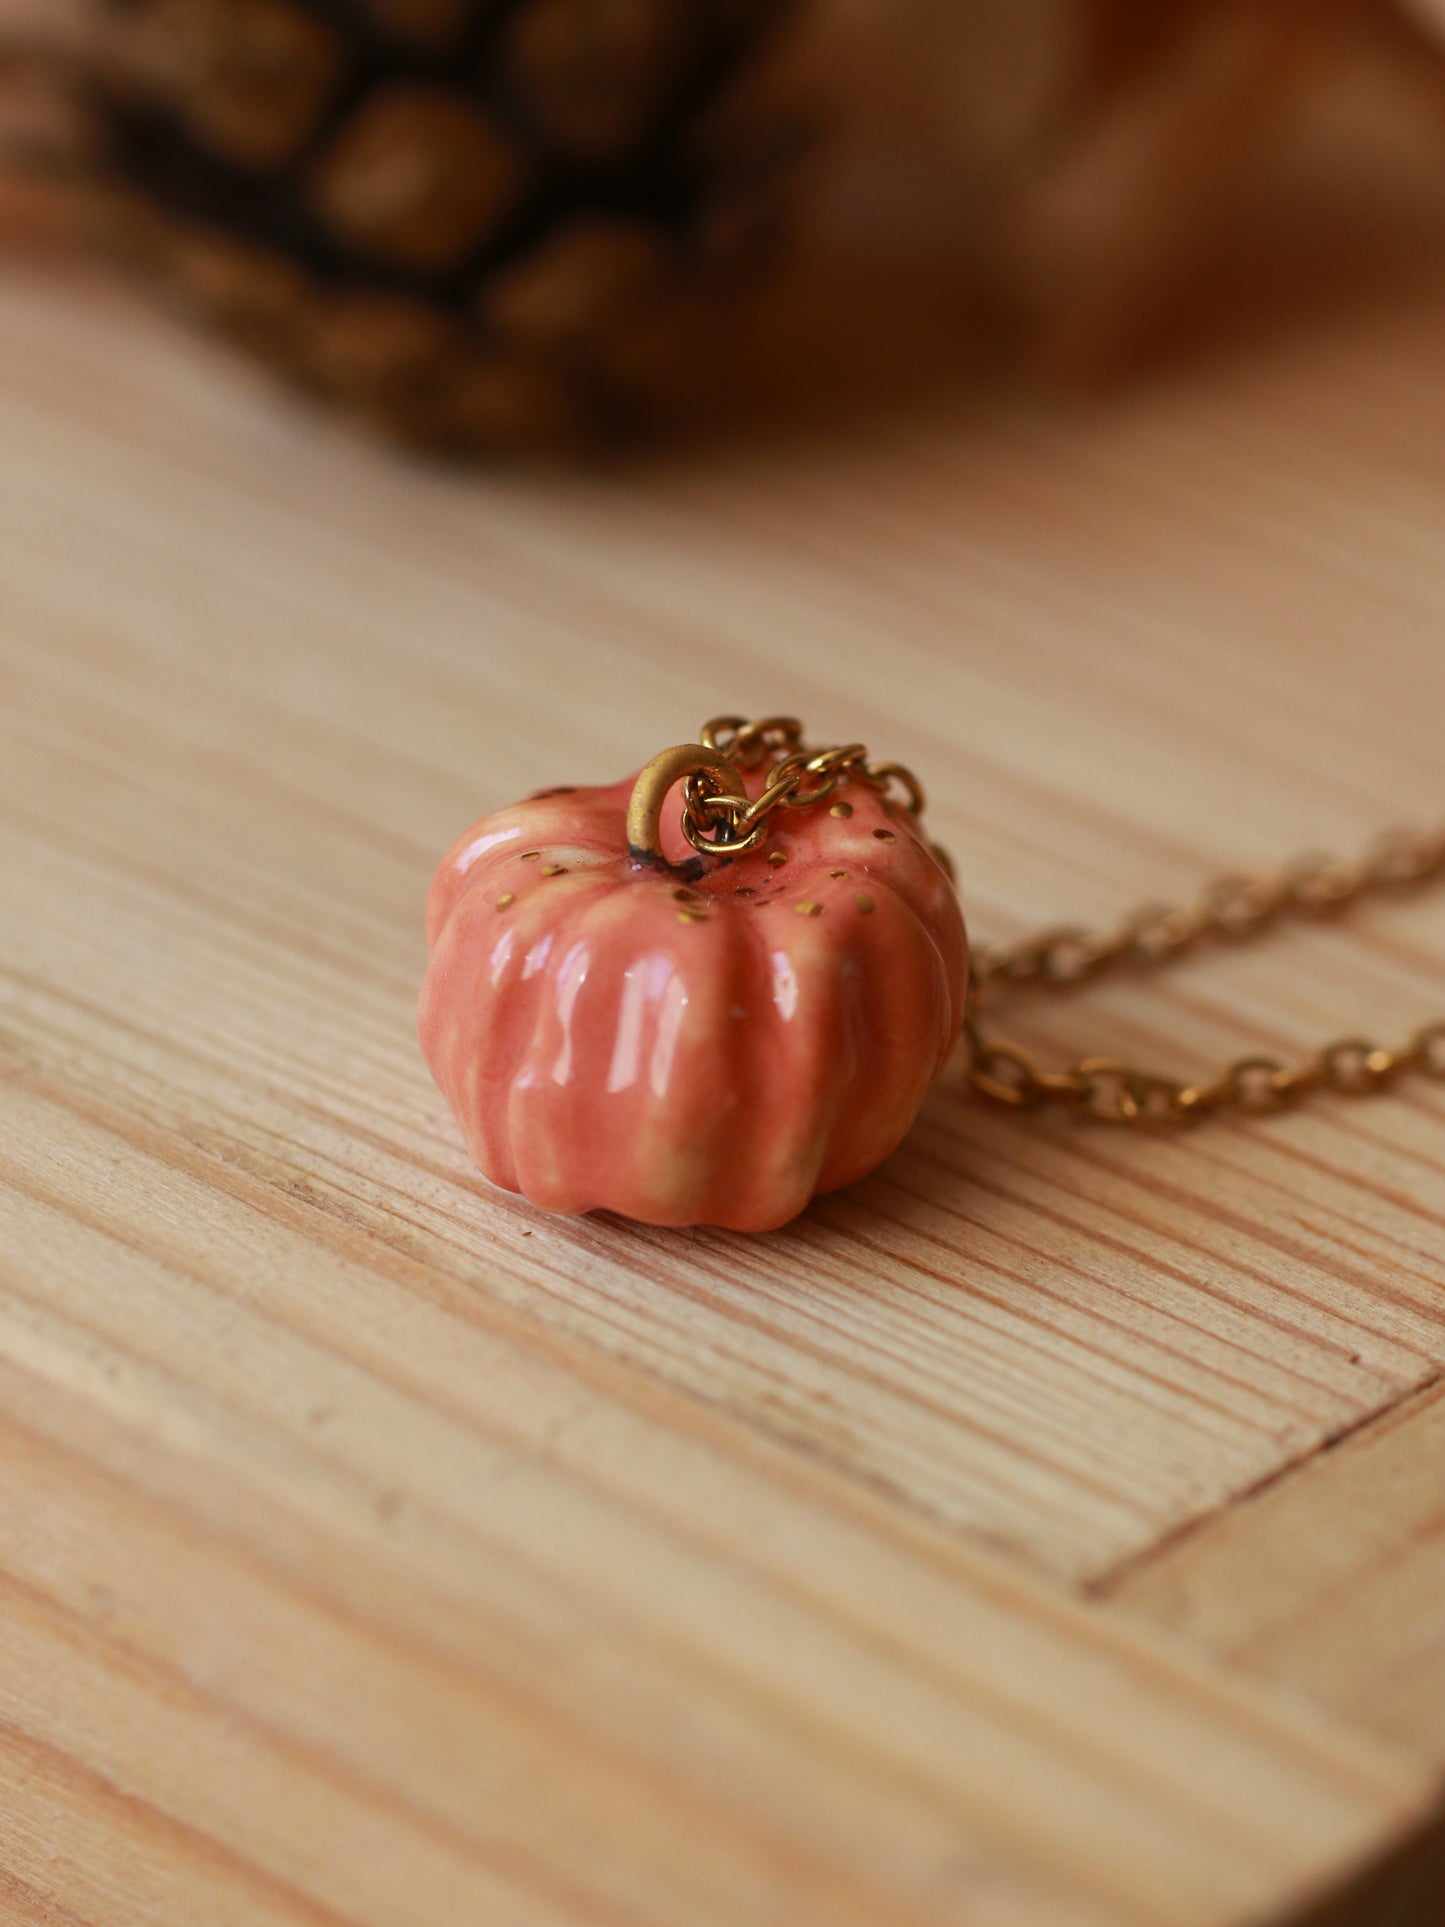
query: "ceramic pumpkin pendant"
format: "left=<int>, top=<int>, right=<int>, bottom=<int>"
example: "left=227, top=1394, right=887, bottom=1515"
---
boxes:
left=419, top=717, right=969, bottom=1230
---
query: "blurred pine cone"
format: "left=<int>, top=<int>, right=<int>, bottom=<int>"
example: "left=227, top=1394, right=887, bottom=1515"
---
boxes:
left=55, top=0, right=805, bottom=448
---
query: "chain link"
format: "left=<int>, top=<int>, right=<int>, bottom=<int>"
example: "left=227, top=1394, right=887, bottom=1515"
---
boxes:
left=965, top=824, right=1445, bottom=1127
left=680, top=716, right=930, bottom=857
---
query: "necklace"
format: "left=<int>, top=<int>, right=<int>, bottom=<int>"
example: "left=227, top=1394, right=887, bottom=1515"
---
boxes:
left=418, top=715, right=1444, bottom=1231
left=966, top=827, right=1445, bottom=1128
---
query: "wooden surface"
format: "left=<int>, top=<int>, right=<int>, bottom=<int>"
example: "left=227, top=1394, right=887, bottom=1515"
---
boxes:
left=1, top=230, right=1444, bottom=1926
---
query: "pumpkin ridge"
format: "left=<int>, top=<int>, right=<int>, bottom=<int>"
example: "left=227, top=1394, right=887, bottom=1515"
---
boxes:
left=663, top=880, right=791, bottom=1228
left=500, top=877, right=684, bottom=1213
left=858, top=865, right=969, bottom=1068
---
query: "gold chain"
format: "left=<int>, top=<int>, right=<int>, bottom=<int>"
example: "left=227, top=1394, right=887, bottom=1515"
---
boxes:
left=687, top=717, right=1445, bottom=1128
left=681, top=715, right=930, bottom=857
left=966, top=826, right=1445, bottom=1126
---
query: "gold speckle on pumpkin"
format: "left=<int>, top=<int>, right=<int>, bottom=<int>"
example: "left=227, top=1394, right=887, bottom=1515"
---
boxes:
left=873, top=829, right=896, bottom=843
left=795, top=901, right=824, bottom=917
left=520, top=851, right=542, bottom=862
left=855, top=893, right=875, bottom=915
left=767, top=851, right=788, bottom=867
left=677, top=908, right=708, bottom=925
left=542, top=863, right=567, bottom=877
left=496, top=892, right=515, bottom=909
left=829, top=801, right=853, bottom=818
left=830, top=869, right=848, bottom=880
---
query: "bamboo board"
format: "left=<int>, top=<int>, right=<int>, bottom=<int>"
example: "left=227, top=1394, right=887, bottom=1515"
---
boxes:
left=1, top=243, right=1444, bottom=1925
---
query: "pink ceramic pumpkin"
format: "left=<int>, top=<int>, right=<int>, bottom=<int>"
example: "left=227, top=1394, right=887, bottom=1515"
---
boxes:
left=419, top=730, right=968, bottom=1230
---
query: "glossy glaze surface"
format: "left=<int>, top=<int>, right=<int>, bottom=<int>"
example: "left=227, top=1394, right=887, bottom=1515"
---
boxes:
left=419, top=769, right=969, bottom=1230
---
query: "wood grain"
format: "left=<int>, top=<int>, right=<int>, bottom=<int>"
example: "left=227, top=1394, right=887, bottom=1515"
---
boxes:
left=1113, top=1382, right=1445, bottom=1761
left=1, top=239, right=1444, bottom=1924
